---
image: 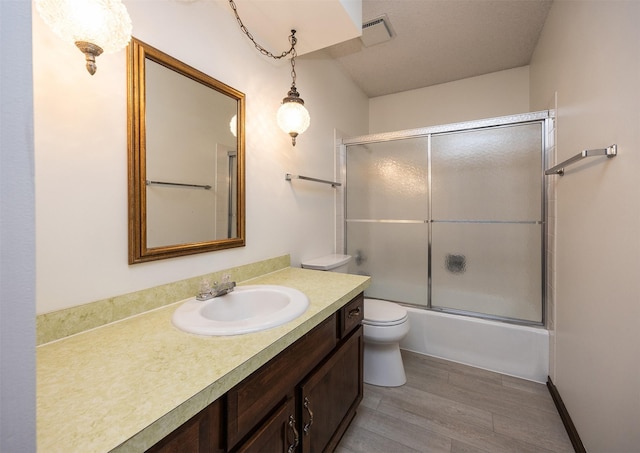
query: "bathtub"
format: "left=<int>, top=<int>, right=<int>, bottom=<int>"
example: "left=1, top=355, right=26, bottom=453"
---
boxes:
left=400, top=307, right=549, bottom=383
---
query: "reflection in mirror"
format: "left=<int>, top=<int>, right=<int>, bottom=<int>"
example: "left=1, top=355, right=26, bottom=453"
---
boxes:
left=128, top=38, right=245, bottom=263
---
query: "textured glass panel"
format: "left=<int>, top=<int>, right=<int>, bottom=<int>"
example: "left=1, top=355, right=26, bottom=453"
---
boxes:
left=431, top=123, right=543, bottom=221
left=346, top=222, right=428, bottom=306
left=431, top=223, right=542, bottom=322
left=346, top=138, right=428, bottom=220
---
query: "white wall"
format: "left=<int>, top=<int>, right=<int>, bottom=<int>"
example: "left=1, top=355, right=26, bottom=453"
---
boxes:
left=32, top=0, right=369, bottom=314
left=0, top=1, right=36, bottom=450
left=530, top=1, right=640, bottom=451
left=369, top=66, right=530, bottom=133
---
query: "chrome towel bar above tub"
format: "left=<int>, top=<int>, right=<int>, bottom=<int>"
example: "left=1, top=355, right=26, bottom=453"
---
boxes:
left=544, top=144, right=617, bottom=176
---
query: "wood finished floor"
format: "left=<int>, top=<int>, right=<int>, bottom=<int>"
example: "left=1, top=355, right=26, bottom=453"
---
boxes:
left=337, top=351, right=573, bottom=453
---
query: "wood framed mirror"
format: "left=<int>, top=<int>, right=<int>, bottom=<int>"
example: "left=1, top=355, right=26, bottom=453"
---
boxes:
left=127, top=38, right=245, bottom=264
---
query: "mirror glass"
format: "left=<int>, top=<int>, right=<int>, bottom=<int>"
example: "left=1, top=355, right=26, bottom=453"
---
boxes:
left=128, top=38, right=245, bottom=263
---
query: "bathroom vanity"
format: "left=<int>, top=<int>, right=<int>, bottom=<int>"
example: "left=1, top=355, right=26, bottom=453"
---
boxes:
left=36, top=266, right=369, bottom=452
left=149, top=293, right=364, bottom=452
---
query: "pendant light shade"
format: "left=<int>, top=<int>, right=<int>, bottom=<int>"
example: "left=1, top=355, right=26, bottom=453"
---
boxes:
left=277, top=96, right=310, bottom=146
left=35, top=0, right=132, bottom=75
left=230, top=114, right=237, bottom=137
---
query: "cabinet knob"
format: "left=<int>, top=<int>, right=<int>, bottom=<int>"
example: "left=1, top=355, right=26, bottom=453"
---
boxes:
left=287, top=415, right=299, bottom=453
left=303, top=397, right=314, bottom=435
left=348, top=306, right=361, bottom=318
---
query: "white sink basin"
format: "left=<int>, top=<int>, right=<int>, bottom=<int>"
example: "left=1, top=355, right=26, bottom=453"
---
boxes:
left=172, top=285, right=310, bottom=336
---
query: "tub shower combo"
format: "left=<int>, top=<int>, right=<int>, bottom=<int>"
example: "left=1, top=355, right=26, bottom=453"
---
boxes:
left=341, top=112, right=551, bottom=382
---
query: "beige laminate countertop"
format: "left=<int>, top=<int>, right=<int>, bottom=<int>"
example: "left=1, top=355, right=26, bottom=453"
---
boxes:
left=37, top=267, right=370, bottom=452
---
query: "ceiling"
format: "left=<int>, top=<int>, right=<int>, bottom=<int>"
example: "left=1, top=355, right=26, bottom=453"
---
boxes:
left=231, top=0, right=362, bottom=56
left=325, top=0, right=553, bottom=98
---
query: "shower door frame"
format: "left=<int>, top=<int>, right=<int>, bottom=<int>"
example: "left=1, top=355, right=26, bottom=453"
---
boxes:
left=341, top=111, right=550, bottom=327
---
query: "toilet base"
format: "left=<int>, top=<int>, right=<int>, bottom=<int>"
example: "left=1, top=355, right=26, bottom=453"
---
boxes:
left=363, top=341, right=406, bottom=387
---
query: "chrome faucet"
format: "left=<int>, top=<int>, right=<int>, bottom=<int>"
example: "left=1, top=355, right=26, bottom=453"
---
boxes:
left=196, top=274, right=236, bottom=301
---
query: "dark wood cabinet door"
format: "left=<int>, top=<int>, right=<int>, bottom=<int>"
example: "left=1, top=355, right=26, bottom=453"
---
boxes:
left=227, top=315, right=337, bottom=449
left=299, top=326, right=363, bottom=453
left=146, top=397, right=224, bottom=453
left=236, top=398, right=298, bottom=453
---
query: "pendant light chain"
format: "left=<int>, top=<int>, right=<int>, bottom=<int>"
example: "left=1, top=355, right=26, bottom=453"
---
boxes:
left=228, top=0, right=296, bottom=60
left=288, top=39, right=298, bottom=92
left=228, top=0, right=310, bottom=146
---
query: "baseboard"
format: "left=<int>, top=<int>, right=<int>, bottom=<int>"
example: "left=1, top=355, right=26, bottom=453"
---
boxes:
left=547, top=376, right=586, bottom=453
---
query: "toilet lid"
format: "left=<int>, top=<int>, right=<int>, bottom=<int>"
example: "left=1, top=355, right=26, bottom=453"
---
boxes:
left=300, top=254, right=351, bottom=271
left=364, top=298, right=408, bottom=326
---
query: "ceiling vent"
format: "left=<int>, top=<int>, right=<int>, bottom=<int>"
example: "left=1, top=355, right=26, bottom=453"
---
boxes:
left=360, top=14, right=393, bottom=47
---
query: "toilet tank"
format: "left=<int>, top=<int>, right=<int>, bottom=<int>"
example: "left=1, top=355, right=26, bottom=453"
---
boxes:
left=301, top=254, right=351, bottom=273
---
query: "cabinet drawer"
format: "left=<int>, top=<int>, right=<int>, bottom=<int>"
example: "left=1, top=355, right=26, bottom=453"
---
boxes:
left=227, top=314, right=337, bottom=449
left=339, top=293, right=364, bottom=338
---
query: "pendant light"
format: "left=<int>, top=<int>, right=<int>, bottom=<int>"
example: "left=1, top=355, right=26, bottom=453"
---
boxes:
left=35, top=0, right=132, bottom=75
left=228, top=1, right=310, bottom=146
left=230, top=114, right=238, bottom=137
left=275, top=31, right=310, bottom=146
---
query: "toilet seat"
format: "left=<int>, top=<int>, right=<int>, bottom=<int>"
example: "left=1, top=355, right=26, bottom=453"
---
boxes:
left=363, top=299, right=408, bottom=327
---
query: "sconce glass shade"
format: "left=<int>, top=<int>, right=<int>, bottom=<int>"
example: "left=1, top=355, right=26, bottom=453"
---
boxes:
left=277, top=99, right=310, bottom=146
left=35, top=0, right=132, bottom=74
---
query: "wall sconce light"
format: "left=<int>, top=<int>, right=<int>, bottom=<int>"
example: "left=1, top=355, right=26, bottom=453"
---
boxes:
left=228, top=1, right=310, bottom=146
left=35, top=0, right=133, bottom=75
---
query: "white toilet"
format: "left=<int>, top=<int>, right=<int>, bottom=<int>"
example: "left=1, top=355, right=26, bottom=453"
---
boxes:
left=362, top=298, right=409, bottom=387
left=300, top=254, right=410, bottom=387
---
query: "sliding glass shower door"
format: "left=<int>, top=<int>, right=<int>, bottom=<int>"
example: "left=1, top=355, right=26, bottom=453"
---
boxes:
left=345, top=114, right=546, bottom=325
left=345, top=138, right=430, bottom=306
left=430, top=124, right=543, bottom=322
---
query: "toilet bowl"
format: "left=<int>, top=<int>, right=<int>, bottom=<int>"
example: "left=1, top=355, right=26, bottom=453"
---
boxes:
left=300, top=254, right=410, bottom=388
left=362, top=298, right=410, bottom=387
